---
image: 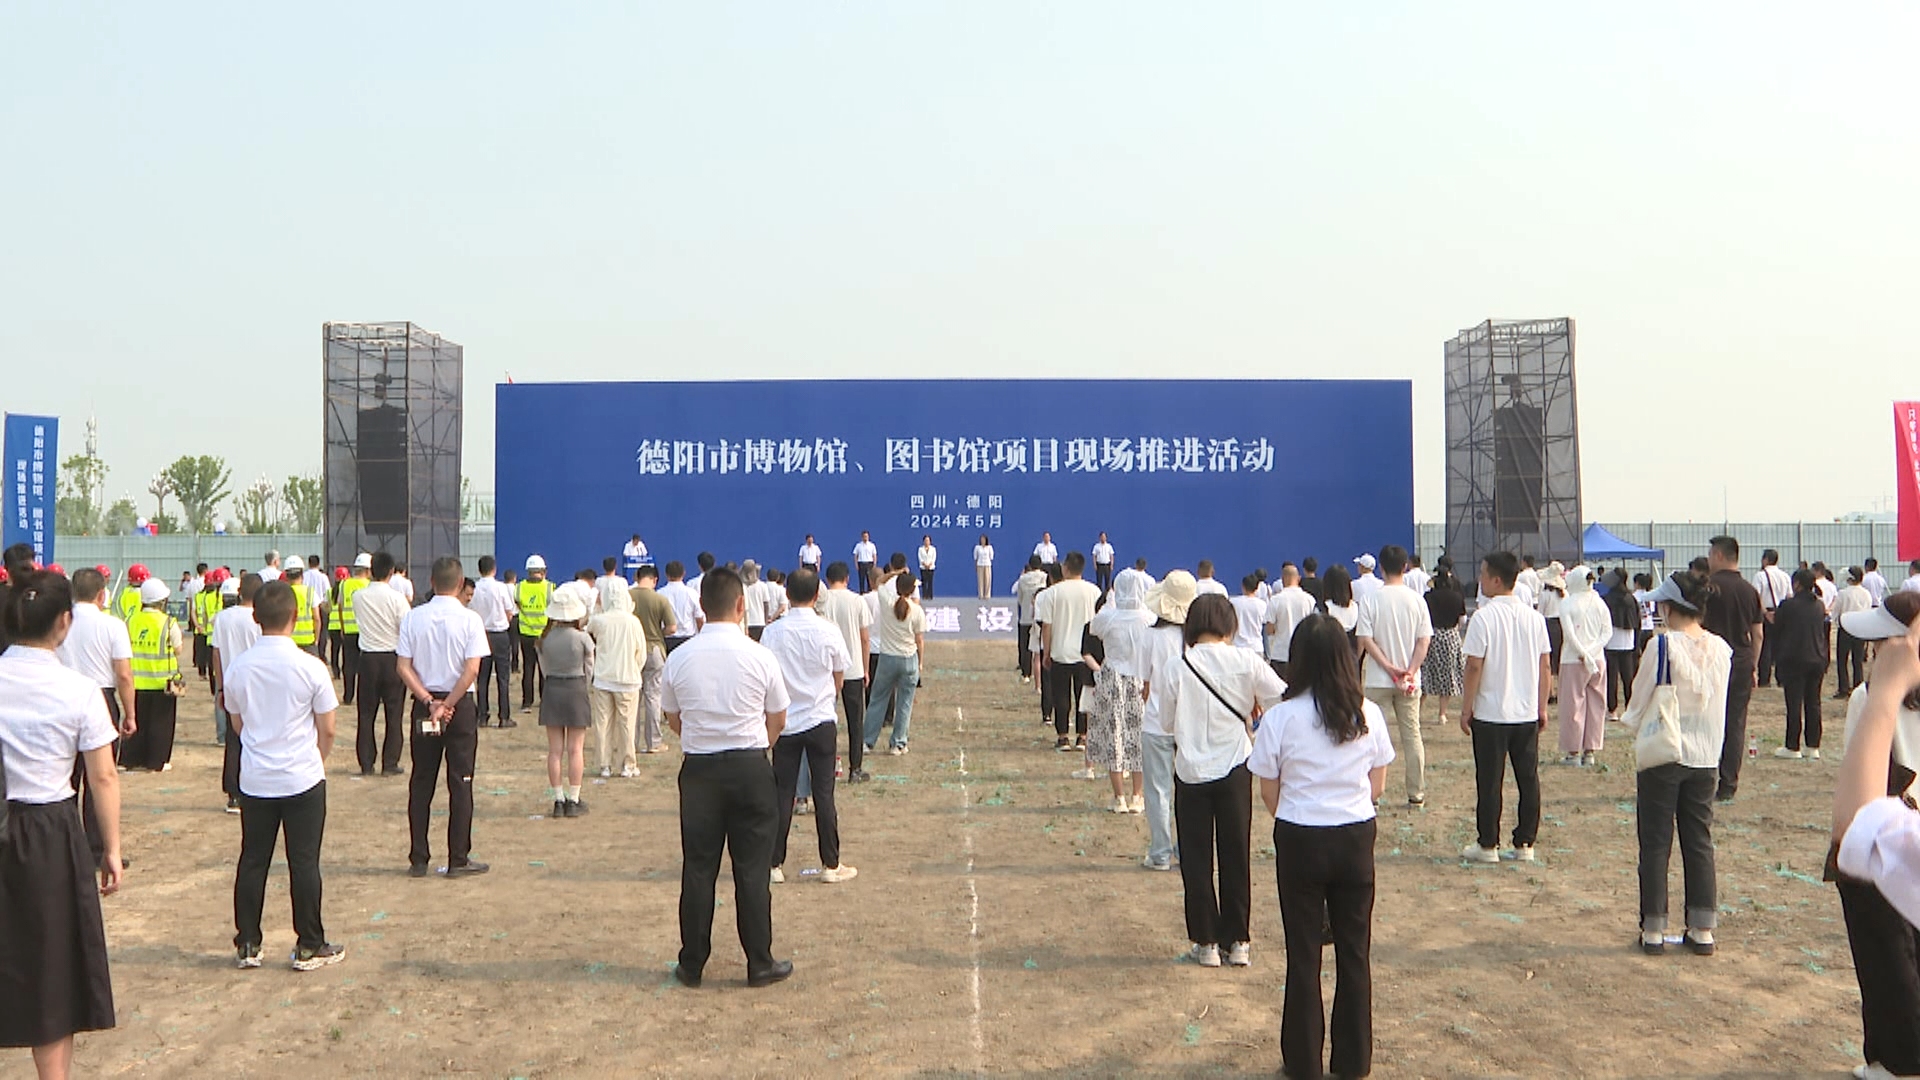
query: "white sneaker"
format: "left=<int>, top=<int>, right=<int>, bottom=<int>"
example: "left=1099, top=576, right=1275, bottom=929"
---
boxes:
left=1141, top=856, right=1173, bottom=871
left=619, top=764, right=640, bottom=778
left=1503, top=845, right=1536, bottom=863
left=1071, top=768, right=1097, bottom=780
left=1461, top=844, right=1501, bottom=864
left=1128, top=796, right=1145, bottom=814
left=888, top=744, right=907, bottom=756
left=1109, top=796, right=1129, bottom=814
left=599, top=765, right=612, bottom=779
left=1808, top=748, right=1822, bottom=760
left=820, top=865, right=859, bottom=884
left=1559, top=753, right=1581, bottom=766
left=1580, top=751, right=1596, bottom=767
left=1773, top=747, right=1803, bottom=760
left=1187, top=943, right=1221, bottom=968
left=1226, top=942, right=1251, bottom=967
left=770, top=867, right=785, bottom=884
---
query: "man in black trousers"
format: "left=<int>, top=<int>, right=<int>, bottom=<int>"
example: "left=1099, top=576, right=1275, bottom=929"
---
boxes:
left=662, top=567, right=794, bottom=988
left=396, top=556, right=491, bottom=879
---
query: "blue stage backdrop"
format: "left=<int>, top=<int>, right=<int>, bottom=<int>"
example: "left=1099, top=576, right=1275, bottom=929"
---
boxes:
left=494, top=380, right=1412, bottom=591
left=3, top=414, right=58, bottom=567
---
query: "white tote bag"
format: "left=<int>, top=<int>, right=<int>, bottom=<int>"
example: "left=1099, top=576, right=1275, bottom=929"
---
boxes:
left=1626, top=633, right=1685, bottom=771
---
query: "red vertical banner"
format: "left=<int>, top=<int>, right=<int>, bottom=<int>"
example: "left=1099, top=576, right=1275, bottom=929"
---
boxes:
left=1898, top=403, right=1920, bottom=561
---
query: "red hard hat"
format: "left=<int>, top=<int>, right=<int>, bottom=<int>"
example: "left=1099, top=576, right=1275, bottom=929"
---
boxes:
left=128, top=564, right=151, bottom=584
left=47, top=564, right=65, bottom=576
left=95, top=564, right=111, bottom=577
left=334, top=566, right=348, bottom=580
left=207, top=568, right=227, bottom=585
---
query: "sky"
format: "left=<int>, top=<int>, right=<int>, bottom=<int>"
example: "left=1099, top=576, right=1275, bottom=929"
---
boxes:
left=2, top=2, right=1915, bottom=525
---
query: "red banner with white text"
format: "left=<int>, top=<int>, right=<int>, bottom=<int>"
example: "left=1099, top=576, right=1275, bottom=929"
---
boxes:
left=1898, top=403, right=1920, bottom=561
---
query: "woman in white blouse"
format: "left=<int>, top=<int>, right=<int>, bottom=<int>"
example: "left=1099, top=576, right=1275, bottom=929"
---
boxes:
left=0, top=571, right=123, bottom=1076
left=917, top=536, right=938, bottom=601
left=1249, top=614, right=1394, bottom=1080
left=1085, top=571, right=1154, bottom=813
left=1160, top=593, right=1286, bottom=970
left=972, top=535, right=994, bottom=600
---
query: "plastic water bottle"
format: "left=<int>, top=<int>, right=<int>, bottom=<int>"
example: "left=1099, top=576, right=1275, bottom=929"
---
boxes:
left=834, top=755, right=844, bottom=779
left=1747, top=736, right=1758, bottom=761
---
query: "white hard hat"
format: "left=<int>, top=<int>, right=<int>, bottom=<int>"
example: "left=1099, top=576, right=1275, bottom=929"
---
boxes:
left=139, top=579, right=171, bottom=605
left=285, top=556, right=306, bottom=573
left=353, top=552, right=373, bottom=569
left=220, top=577, right=240, bottom=597
left=525, top=555, right=547, bottom=571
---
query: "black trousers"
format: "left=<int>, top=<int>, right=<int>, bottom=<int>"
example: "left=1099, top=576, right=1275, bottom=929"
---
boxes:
left=840, top=677, right=867, bottom=773
left=1837, top=629, right=1867, bottom=697
left=1635, top=764, right=1717, bottom=930
left=1780, top=661, right=1825, bottom=750
left=1757, top=623, right=1778, bottom=687
left=519, top=634, right=544, bottom=706
left=1274, top=818, right=1376, bottom=1080
left=478, top=630, right=514, bottom=722
left=1174, top=764, right=1253, bottom=946
left=339, top=632, right=361, bottom=704
left=1545, top=619, right=1563, bottom=678
left=857, top=562, right=874, bottom=593
left=1839, top=877, right=1920, bottom=1074
left=1049, top=660, right=1090, bottom=737
left=1470, top=721, right=1541, bottom=850
left=919, top=568, right=934, bottom=599
left=773, top=723, right=840, bottom=869
left=70, top=691, right=118, bottom=862
left=193, top=633, right=212, bottom=678
left=234, top=780, right=328, bottom=952
left=123, top=690, right=178, bottom=771
left=408, top=696, right=478, bottom=870
left=1717, top=659, right=1756, bottom=799
left=1095, top=563, right=1113, bottom=592
left=677, top=749, right=778, bottom=977
left=1017, top=623, right=1034, bottom=678
left=327, top=629, right=344, bottom=676
left=356, top=652, right=407, bottom=774
left=1606, top=648, right=1639, bottom=714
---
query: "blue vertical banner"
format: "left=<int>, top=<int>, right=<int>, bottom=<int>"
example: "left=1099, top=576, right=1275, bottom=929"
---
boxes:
left=3, top=414, right=58, bottom=567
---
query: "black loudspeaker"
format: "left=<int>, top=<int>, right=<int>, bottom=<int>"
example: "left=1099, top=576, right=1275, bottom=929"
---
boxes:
left=1492, top=401, right=1545, bottom=535
left=356, top=405, right=408, bottom=534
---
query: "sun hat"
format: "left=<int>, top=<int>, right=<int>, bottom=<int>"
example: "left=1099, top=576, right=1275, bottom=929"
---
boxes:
left=1842, top=598, right=1920, bottom=642
left=1540, top=561, right=1567, bottom=590
left=1145, top=570, right=1198, bottom=624
left=1640, top=573, right=1699, bottom=613
left=546, top=589, right=588, bottom=624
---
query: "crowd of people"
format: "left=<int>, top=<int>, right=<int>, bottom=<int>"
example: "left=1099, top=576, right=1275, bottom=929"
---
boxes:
left=6, top=532, right=1920, bottom=1079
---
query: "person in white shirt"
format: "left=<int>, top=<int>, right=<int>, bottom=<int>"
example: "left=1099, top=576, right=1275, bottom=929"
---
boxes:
left=917, top=536, right=938, bottom=600
left=469, top=556, right=517, bottom=727
left=1033, top=533, right=1059, bottom=566
left=972, top=534, right=995, bottom=599
left=1459, top=552, right=1553, bottom=864
left=587, top=585, right=645, bottom=780
left=1038, top=553, right=1103, bottom=753
left=820, top=563, right=874, bottom=783
left=659, top=560, right=703, bottom=655
left=1355, top=546, right=1434, bottom=807
left=56, top=568, right=136, bottom=859
left=300, top=556, right=330, bottom=642
left=1863, top=558, right=1890, bottom=606
left=1115, top=558, right=1155, bottom=596
left=1085, top=570, right=1155, bottom=813
left=1350, top=554, right=1383, bottom=608
left=1536, top=562, right=1566, bottom=682
left=213, top=573, right=265, bottom=810
left=1193, top=559, right=1229, bottom=598
left=864, top=570, right=928, bottom=755
left=798, top=535, right=822, bottom=572
left=761, top=570, right=857, bottom=885
left=1516, top=556, right=1542, bottom=606
left=1013, top=557, right=1048, bottom=683
left=1554, top=566, right=1611, bottom=767
left=1264, top=563, right=1319, bottom=682
left=223, top=579, right=344, bottom=972
left=1248, top=614, right=1393, bottom=1079
left=1905, top=559, right=1920, bottom=596
left=351, top=553, right=413, bottom=774
left=391, top=566, right=415, bottom=604
left=853, top=533, right=879, bottom=593
left=395, top=557, right=492, bottom=879
left=622, top=535, right=650, bottom=584
left=0, top=570, right=123, bottom=1075
left=661, top=567, right=794, bottom=989
left=1404, top=555, right=1430, bottom=597
left=594, top=557, right=630, bottom=614
left=1832, top=567, right=1873, bottom=699
left=756, top=569, right=789, bottom=630
left=1752, top=549, right=1794, bottom=688
left=1091, top=533, right=1116, bottom=593
left=1158, top=593, right=1288, bottom=970
left=258, top=550, right=283, bottom=583
left=1139, top=570, right=1197, bottom=871
left=1228, top=575, right=1267, bottom=653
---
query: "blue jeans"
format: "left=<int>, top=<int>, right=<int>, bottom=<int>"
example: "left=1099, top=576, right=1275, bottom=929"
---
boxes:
left=864, top=653, right=919, bottom=750
left=1141, top=731, right=1177, bottom=866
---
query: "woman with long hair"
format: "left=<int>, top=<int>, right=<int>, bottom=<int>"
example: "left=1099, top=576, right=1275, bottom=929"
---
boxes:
left=538, top=590, right=596, bottom=818
left=1421, top=569, right=1467, bottom=726
left=1622, top=570, right=1730, bottom=956
left=1161, top=593, right=1286, bottom=969
left=865, top=572, right=927, bottom=755
left=0, top=571, right=122, bottom=1078
left=1321, top=565, right=1358, bottom=642
left=1773, top=568, right=1831, bottom=759
left=1085, top=572, right=1154, bottom=812
left=1249, top=614, right=1393, bottom=1080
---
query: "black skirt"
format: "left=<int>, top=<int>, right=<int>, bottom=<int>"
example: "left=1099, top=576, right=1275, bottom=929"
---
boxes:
left=0, top=798, right=116, bottom=1047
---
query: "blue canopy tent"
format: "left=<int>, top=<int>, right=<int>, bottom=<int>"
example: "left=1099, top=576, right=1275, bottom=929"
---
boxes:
left=1581, top=523, right=1665, bottom=562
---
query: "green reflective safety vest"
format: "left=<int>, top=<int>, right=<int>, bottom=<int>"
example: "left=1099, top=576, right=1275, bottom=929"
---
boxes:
left=517, top=580, right=552, bottom=636
left=116, top=587, right=141, bottom=621
left=339, top=576, right=368, bottom=634
left=197, top=590, right=221, bottom=637
left=128, top=609, right=180, bottom=690
left=291, top=583, right=316, bottom=646
left=328, top=580, right=343, bottom=631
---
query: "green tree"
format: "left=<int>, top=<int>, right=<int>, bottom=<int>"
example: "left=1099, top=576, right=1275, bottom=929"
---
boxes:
left=103, top=498, right=139, bottom=534
left=57, top=453, right=107, bottom=534
left=163, top=455, right=233, bottom=534
left=234, top=477, right=279, bottom=535
left=282, top=474, right=324, bottom=533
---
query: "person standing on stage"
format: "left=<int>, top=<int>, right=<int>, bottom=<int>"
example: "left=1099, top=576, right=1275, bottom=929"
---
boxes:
left=1034, top=532, right=1059, bottom=566
left=396, top=557, right=491, bottom=878
left=213, top=573, right=265, bottom=812
left=853, top=532, right=878, bottom=593
left=917, top=536, right=938, bottom=600
left=622, top=534, right=650, bottom=584
left=819, top=563, right=872, bottom=782
left=1092, top=533, right=1115, bottom=593
left=663, top=567, right=795, bottom=988
left=762, top=569, right=858, bottom=885
left=56, top=568, right=136, bottom=860
left=627, top=565, right=677, bottom=754
left=516, top=556, right=554, bottom=709
left=350, top=553, right=412, bottom=775
left=223, top=580, right=344, bottom=972
left=798, top=535, right=823, bottom=573
left=973, top=534, right=995, bottom=600
left=469, top=556, right=516, bottom=727
left=0, top=570, right=123, bottom=1080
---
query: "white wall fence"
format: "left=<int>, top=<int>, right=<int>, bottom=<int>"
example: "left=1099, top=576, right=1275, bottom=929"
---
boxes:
left=1415, top=521, right=1902, bottom=572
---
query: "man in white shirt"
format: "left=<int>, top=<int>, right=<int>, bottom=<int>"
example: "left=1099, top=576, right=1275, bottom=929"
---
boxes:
left=1905, top=560, right=1920, bottom=596
left=1263, top=563, right=1318, bottom=682
left=820, top=562, right=873, bottom=782
left=1751, top=549, right=1794, bottom=688
left=1862, top=558, right=1890, bottom=606
left=622, top=535, right=650, bottom=583
left=1012, top=556, right=1047, bottom=683
left=1033, top=533, right=1059, bottom=566
left=595, top=557, right=630, bottom=614
left=761, top=569, right=857, bottom=885
left=391, top=565, right=415, bottom=603
left=661, top=567, right=793, bottom=989
left=1091, top=533, right=1115, bottom=593
left=660, top=560, right=703, bottom=655
left=1516, top=556, right=1542, bottom=606
left=853, top=532, right=878, bottom=593
left=224, top=579, right=343, bottom=971
left=1832, top=566, right=1873, bottom=699
left=396, top=556, right=491, bottom=879
left=58, top=567, right=137, bottom=860
left=469, top=556, right=517, bottom=727
left=1404, top=554, right=1431, bottom=596
left=1459, top=551, right=1553, bottom=864
left=687, top=551, right=716, bottom=597
left=301, top=555, right=330, bottom=642
left=1350, top=554, right=1383, bottom=608
left=1115, top=558, right=1155, bottom=595
left=351, top=553, right=414, bottom=774
left=258, top=550, right=283, bottom=583
left=798, top=535, right=822, bottom=572
left=1193, top=559, right=1229, bottom=597
left=1356, top=546, right=1434, bottom=807
left=1229, top=575, right=1267, bottom=653
left=214, top=573, right=265, bottom=811
left=1037, top=552, right=1103, bottom=752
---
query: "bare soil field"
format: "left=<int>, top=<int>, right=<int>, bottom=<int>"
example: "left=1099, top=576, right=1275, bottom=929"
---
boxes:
left=45, top=641, right=1870, bottom=1079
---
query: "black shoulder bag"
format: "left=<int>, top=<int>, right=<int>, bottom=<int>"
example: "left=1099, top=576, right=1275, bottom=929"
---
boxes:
left=1183, top=650, right=1250, bottom=727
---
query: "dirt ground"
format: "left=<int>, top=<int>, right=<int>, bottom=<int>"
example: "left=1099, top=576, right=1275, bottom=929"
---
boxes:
left=39, top=640, right=1876, bottom=1079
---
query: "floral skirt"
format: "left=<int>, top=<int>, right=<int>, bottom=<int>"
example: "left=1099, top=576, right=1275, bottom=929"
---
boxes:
left=1423, top=626, right=1463, bottom=697
left=1085, top=668, right=1144, bottom=773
